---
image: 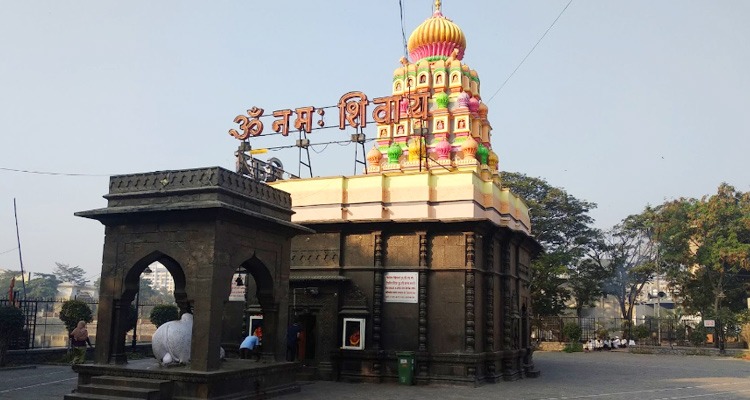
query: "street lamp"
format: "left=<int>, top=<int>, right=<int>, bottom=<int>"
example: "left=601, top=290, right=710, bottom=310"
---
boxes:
left=131, top=265, right=153, bottom=351
left=717, top=291, right=726, bottom=355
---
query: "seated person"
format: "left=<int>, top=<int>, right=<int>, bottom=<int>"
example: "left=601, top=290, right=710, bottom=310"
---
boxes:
left=240, top=334, right=261, bottom=361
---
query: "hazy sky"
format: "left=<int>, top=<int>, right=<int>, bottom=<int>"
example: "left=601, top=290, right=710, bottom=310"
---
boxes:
left=1, top=1, right=748, bottom=279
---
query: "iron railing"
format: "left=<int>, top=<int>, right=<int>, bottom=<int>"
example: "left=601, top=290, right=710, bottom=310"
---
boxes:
left=0, top=297, right=172, bottom=350
left=532, top=315, right=742, bottom=347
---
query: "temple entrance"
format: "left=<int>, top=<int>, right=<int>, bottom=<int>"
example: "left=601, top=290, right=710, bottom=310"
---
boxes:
left=297, top=313, right=317, bottom=365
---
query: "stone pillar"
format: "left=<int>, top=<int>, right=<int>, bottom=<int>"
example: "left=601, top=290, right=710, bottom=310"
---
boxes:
left=371, top=231, right=384, bottom=378
left=417, top=231, right=429, bottom=378
left=484, top=234, right=496, bottom=379
left=464, top=232, right=476, bottom=354
left=500, top=237, right=514, bottom=379
left=261, top=303, right=282, bottom=361
left=463, top=232, right=477, bottom=381
left=111, top=298, right=130, bottom=365
left=190, top=263, right=232, bottom=372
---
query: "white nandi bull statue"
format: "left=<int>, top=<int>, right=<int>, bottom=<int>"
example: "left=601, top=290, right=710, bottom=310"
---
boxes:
left=151, top=313, right=224, bottom=366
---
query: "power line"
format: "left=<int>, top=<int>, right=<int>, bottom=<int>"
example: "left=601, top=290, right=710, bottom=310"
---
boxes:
left=487, top=0, right=573, bottom=104
left=0, top=167, right=110, bottom=177
left=399, top=0, right=409, bottom=58
left=0, top=247, right=18, bottom=256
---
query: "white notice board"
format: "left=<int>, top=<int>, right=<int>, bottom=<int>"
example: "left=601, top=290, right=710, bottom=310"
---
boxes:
left=384, top=272, right=418, bottom=303
left=228, top=273, right=246, bottom=302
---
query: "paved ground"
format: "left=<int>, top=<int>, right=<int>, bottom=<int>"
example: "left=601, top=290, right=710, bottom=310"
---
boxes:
left=3, top=351, right=750, bottom=399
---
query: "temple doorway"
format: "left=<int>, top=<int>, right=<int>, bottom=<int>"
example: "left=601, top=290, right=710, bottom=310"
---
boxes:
left=297, top=313, right=317, bottom=365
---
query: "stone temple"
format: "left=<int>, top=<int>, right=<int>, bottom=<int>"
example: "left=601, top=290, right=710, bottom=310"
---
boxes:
left=261, top=0, right=542, bottom=384
left=70, top=2, right=541, bottom=397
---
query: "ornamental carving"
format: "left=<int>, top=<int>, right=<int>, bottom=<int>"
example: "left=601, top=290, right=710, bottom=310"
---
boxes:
left=107, top=167, right=292, bottom=209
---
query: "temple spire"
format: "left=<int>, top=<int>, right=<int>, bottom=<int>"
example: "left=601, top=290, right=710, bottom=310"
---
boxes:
left=434, top=0, right=441, bottom=13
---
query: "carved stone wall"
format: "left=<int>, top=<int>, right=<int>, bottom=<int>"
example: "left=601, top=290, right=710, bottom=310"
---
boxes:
left=286, top=220, right=539, bottom=385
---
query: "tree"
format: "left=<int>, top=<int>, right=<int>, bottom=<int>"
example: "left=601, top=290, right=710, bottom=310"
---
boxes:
left=655, top=184, right=750, bottom=350
left=59, top=299, right=93, bottom=334
left=0, top=270, right=22, bottom=298
left=25, top=273, right=60, bottom=299
left=591, top=211, right=658, bottom=322
left=150, top=304, right=179, bottom=328
left=562, top=322, right=582, bottom=342
left=0, top=306, right=24, bottom=366
left=93, top=277, right=101, bottom=294
left=53, top=263, right=89, bottom=286
left=657, top=184, right=750, bottom=318
left=136, top=279, right=161, bottom=304
left=502, top=172, right=601, bottom=316
left=568, top=258, right=610, bottom=317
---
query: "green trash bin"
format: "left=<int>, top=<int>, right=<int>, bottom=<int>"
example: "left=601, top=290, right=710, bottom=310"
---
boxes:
left=396, top=351, right=415, bottom=385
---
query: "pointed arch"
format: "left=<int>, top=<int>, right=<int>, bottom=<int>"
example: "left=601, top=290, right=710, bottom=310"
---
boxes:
left=240, top=255, right=274, bottom=309
left=123, top=251, right=189, bottom=313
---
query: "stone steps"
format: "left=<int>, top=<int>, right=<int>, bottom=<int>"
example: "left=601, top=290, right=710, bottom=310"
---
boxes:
left=64, top=375, right=172, bottom=400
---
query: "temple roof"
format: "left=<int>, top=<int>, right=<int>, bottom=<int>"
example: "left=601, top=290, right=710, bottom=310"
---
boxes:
left=407, top=0, right=466, bottom=62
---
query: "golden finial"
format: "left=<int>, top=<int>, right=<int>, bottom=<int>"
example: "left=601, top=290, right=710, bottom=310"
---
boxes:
left=435, top=0, right=441, bottom=13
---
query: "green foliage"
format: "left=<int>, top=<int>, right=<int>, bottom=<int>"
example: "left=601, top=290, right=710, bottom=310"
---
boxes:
left=621, top=320, right=633, bottom=339
left=657, top=184, right=750, bottom=317
left=563, top=342, right=583, bottom=352
left=595, top=328, right=610, bottom=339
left=150, top=304, right=179, bottom=328
left=0, top=270, right=61, bottom=300
left=527, top=255, right=570, bottom=316
left=0, top=306, right=25, bottom=366
left=59, top=300, right=93, bottom=333
left=26, top=273, right=60, bottom=299
left=689, top=326, right=707, bottom=346
left=53, top=262, right=89, bottom=285
left=592, top=211, right=659, bottom=321
left=0, top=270, right=21, bottom=298
left=502, top=172, right=600, bottom=317
left=0, top=306, right=24, bottom=338
left=674, top=324, right=688, bottom=343
left=633, top=324, right=651, bottom=340
left=137, top=279, right=173, bottom=304
left=568, top=258, right=609, bottom=317
left=562, top=322, right=582, bottom=342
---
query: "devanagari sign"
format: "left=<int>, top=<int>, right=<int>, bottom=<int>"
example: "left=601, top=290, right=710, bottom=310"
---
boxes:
left=384, top=272, right=418, bottom=303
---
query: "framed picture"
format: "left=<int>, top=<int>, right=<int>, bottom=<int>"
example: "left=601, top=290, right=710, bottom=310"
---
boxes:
left=249, top=315, right=263, bottom=343
left=342, top=318, right=365, bottom=350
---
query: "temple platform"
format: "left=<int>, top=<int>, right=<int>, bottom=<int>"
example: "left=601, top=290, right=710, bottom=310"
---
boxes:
left=68, top=358, right=300, bottom=400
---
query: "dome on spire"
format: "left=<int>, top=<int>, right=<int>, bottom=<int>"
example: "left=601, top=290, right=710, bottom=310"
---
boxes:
left=407, top=0, right=466, bottom=62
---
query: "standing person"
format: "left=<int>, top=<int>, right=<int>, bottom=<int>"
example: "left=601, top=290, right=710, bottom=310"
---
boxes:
left=69, top=321, right=92, bottom=364
left=286, top=322, right=301, bottom=361
left=239, top=333, right=261, bottom=361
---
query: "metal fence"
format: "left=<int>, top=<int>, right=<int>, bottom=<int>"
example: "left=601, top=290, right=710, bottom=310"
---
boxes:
left=532, top=316, right=743, bottom=347
left=0, top=297, right=171, bottom=350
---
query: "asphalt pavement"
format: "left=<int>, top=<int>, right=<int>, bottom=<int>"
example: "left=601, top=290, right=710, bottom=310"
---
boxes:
left=3, top=351, right=750, bottom=399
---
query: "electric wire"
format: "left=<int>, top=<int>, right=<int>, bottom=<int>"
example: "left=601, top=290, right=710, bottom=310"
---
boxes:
left=486, top=0, right=573, bottom=104
left=311, top=143, right=330, bottom=154
left=399, top=0, right=409, bottom=58
left=0, top=167, right=110, bottom=177
left=0, top=247, right=18, bottom=256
